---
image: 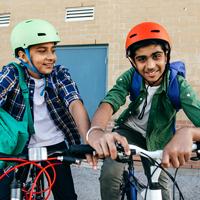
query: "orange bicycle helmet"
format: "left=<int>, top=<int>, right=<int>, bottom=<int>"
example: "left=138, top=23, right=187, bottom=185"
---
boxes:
left=125, top=22, right=171, bottom=55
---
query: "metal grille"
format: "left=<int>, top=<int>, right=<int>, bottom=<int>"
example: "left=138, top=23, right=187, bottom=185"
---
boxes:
left=65, top=7, right=94, bottom=22
left=0, top=13, right=10, bottom=27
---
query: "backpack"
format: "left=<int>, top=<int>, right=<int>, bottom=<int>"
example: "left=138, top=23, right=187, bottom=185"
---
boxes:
left=130, top=61, right=186, bottom=111
left=0, top=62, right=34, bottom=168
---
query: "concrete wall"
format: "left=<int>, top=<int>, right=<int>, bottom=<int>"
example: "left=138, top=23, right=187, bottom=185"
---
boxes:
left=1, top=0, right=200, bottom=124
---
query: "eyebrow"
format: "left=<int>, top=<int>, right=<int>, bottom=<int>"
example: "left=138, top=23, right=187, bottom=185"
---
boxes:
left=36, top=45, right=56, bottom=49
left=135, top=51, right=164, bottom=59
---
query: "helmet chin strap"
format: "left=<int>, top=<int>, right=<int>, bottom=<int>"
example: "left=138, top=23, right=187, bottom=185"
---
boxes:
left=17, top=48, right=44, bottom=78
left=17, top=48, right=46, bottom=96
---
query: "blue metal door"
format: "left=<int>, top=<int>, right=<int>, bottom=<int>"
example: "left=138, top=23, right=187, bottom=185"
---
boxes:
left=56, top=45, right=108, bottom=118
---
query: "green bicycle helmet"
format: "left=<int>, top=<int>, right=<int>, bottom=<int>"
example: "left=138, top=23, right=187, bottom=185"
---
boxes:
left=10, top=19, right=60, bottom=54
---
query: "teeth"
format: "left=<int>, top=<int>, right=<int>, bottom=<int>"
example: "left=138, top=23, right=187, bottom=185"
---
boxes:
left=147, top=71, right=155, bottom=75
left=45, top=64, right=53, bottom=67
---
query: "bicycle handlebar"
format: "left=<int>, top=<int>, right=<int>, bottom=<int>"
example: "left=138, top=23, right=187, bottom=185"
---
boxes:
left=0, top=142, right=199, bottom=164
left=116, top=142, right=200, bottom=163
left=1, top=143, right=199, bottom=200
left=129, top=144, right=163, bottom=159
left=0, top=144, right=95, bottom=165
left=129, top=143, right=198, bottom=159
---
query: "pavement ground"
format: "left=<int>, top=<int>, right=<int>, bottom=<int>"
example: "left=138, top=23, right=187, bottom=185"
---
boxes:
left=48, top=161, right=200, bottom=200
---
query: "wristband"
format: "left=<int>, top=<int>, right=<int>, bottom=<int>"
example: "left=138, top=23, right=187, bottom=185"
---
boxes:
left=86, top=126, right=105, bottom=142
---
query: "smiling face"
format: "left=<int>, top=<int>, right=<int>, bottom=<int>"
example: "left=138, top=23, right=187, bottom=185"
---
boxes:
left=19, top=42, right=57, bottom=79
left=132, top=44, right=167, bottom=85
left=29, top=42, right=57, bottom=78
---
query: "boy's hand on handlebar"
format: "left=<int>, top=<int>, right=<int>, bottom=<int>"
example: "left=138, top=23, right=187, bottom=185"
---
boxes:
left=162, top=127, right=193, bottom=168
left=87, top=130, right=130, bottom=160
left=85, top=154, right=98, bottom=170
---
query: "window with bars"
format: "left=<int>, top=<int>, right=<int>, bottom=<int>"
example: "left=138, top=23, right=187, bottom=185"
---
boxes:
left=65, top=6, right=95, bottom=22
left=0, top=13, right=10, bottom=27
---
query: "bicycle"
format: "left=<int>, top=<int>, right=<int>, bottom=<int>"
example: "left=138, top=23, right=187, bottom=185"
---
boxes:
left=116, top=143, right=200, bottom=200
left=0, top=143, right=199, bottom=200
left=0, top=144, right=94, bottom=200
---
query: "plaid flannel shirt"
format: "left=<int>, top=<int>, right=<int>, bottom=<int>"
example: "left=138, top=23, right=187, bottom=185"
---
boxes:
left=0, top=63, right=81, bottom=145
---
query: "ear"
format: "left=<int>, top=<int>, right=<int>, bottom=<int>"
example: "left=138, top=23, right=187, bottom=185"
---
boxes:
left=18, top=50, right=29, bottom=62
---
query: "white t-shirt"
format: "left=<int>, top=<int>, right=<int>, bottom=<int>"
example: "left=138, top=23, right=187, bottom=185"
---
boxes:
left=28, top=77, right=65, bottom=147
left=125, top=85, right=160, bottom=137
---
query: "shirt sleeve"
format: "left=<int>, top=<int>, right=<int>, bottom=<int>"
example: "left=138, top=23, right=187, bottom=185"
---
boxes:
left=102, top=68, right=134, bottom=113
left=179, top=75, right=200, bottom=126
left=56, top=65, right=82, bottom=107
left=0, top=65, right=18, bottom=106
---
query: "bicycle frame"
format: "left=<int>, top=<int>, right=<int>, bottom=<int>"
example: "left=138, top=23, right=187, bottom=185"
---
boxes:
left=0, top=145, right=94, bottom=200
left=118, top=143, right=199, bottom=200
left=121, top=158, right=162, bottom=200
left=9, top=164, right=46, bottom=200
left=121, top=159, right=137, bottom=200
left=141, top=165, right=162, bottom=200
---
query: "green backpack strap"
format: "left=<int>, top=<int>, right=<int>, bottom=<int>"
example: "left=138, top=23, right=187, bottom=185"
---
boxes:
left=8, top=62, right=35, bottom=135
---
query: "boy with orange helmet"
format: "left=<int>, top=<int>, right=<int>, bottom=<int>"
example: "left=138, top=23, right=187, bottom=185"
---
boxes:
left=87, top=22, right=200, bottom=200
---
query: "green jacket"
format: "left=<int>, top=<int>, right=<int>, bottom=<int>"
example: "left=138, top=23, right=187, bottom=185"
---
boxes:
left=102, top=67, right=200, bottom=150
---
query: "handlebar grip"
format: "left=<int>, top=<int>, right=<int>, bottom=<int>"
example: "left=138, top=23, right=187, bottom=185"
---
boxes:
left=0, top=152, right=14, bottom=158
left=0, top=152, right=27, bottom=159
left=67, top=144, right=95, bottom=158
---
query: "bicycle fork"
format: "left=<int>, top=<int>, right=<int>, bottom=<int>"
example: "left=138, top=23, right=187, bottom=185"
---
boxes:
left=10, top=173, right=22, bottom=200
left=128, top=166, right=137, bottom=200
left=141, top=164, right=162, bottom=200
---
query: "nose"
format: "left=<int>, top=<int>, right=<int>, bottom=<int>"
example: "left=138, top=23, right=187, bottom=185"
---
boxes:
left=46, top=51, right=56, bottom=61
left=146, top=57, right=155, bottom=70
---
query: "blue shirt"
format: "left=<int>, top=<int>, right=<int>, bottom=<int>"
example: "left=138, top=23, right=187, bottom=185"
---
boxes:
left=0, top=62, right=81, bottom=145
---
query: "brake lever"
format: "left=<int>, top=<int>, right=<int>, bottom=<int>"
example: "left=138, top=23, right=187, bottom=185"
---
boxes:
left=191, top=141, right=200, bottom=161
left=115, top=143, right=133, bottom=163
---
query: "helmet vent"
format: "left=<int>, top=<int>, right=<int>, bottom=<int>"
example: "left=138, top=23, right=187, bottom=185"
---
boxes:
left=130, top=34, right=137, bottom=38
left=25, top=20, right=32, bottom=23
left=37, top=33, right=46, bottom=36
left=151, top=30, right=160, bottom=33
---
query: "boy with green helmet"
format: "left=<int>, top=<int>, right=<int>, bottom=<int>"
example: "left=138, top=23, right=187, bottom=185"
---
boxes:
left=10, top=18, right=60, bottom=77
left=0, top=18, right=130, bottom=200
left=0, top=18, right=90, bottom=200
